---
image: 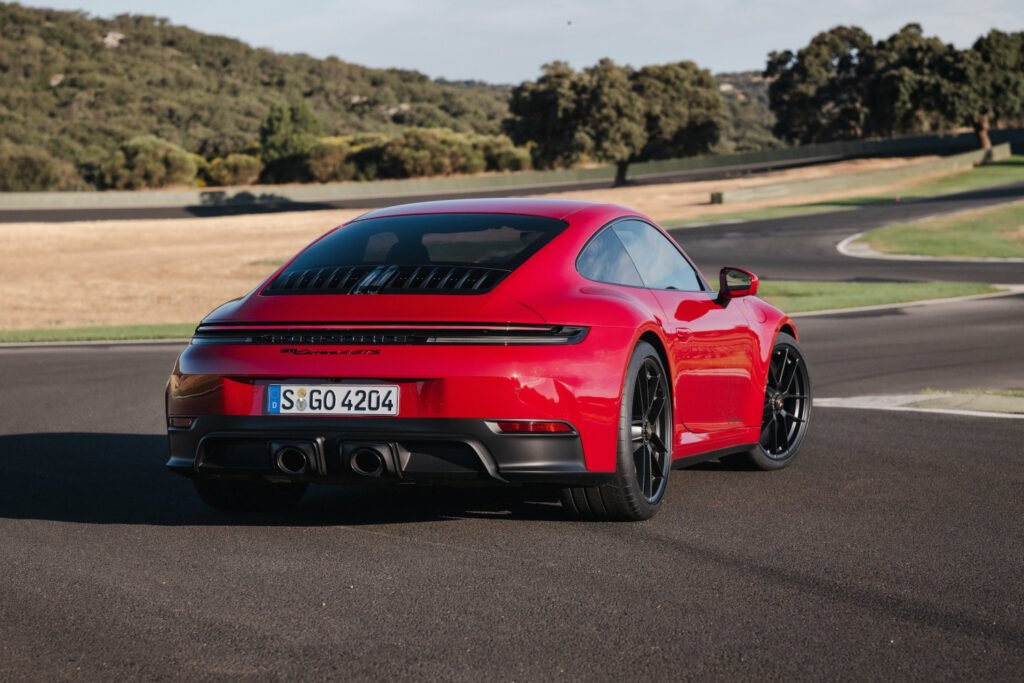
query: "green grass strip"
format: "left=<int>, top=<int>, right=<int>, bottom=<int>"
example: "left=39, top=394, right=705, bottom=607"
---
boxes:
left=758, top=280, right=998, bottom=313
left=667, top=156, right=1024, bottom=228
left=858, top=201, right=1024, bottom=259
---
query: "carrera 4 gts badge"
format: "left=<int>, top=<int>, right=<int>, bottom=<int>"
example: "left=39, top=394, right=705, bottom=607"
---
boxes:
left=280, top=348, right=382, bottom=355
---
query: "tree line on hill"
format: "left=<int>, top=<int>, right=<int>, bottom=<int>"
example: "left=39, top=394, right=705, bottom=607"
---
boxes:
left=0, top=2, right=1020, bottom=192
left=766, top=24, right=1024, bottom=149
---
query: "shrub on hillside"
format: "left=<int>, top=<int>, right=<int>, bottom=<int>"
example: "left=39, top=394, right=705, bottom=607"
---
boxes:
left=378, top=129, right=486, bottom=178
left=99, top=136, right=197, bottom=189
left=308, top=138, right=355, bottom=183
left=469, top=134, right=532, bottom=171
left=259, top=101, right=320, bottom=183
left=0, top=145, right=82, bottom=191
left=206, top=153, right=263, bottom=186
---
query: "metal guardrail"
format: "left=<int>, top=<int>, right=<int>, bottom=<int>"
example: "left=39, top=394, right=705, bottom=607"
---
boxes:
left=709, top=144, right=1012, bottom=205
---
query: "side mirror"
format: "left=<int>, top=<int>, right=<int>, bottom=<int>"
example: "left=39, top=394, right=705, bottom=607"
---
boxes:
left=717, top=266, right=759, bottom=304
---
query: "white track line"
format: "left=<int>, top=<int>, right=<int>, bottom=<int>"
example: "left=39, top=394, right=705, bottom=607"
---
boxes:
left=815, top=396, right=1024, bottom=420
left=837, top=231, right=1024, bottom=263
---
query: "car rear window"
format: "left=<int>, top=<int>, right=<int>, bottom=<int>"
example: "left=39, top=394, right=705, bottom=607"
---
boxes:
left=263, top=212, right=569, bottom=295
left=284, top=213, right=568, bottom=270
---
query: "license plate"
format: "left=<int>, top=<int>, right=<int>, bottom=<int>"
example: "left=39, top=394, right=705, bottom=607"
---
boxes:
left=266, top=384, right=399, bottom=416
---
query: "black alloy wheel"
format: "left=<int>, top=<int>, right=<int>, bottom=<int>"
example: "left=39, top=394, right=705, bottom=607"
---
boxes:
left=744, top=332, right=811, bottom=470
left=631, top=357, right=671, bottom=502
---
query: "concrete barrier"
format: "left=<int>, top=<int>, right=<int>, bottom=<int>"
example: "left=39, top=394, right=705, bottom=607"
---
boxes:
left=710, top=144, right=1012, bottom=205
left=1, top=129, right=1021, bottom=213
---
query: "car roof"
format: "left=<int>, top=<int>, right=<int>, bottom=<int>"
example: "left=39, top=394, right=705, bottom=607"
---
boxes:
left=352, top=198, right=627, bottom=222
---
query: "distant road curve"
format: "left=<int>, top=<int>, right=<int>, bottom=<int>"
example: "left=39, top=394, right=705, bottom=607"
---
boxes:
left=672, top=182, right=1024, bottom=285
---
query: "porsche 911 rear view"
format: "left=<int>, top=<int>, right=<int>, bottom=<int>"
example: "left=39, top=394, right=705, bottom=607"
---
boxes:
left=166, top=198, right=811, bottom=520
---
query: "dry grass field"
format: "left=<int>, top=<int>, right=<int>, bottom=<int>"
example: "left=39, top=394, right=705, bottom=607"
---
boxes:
left=0, top=157, right=942, bottom=330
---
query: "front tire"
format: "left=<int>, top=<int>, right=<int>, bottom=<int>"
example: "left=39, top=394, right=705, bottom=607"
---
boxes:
left=561, top=341, right=671, bottom=521
left=193, top=478, right=307, bottom=513
left=741, top=332, right=812, bottom=470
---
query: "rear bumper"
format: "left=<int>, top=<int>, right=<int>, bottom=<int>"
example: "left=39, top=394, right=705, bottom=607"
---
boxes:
left=167, top=415, right=610, bottom=486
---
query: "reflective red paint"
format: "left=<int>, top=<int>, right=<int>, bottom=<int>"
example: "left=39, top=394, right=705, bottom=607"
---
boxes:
left=167, top=198, right=796, bottom=475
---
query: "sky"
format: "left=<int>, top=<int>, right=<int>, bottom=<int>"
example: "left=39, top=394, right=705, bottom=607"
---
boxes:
left=21, top=0, right=1024, bottom=83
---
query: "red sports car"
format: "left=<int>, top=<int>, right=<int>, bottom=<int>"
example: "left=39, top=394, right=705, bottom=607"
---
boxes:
left=166, top=199, right=811, bottom=520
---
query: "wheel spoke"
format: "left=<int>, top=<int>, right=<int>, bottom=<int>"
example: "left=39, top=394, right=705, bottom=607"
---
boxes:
left=649, top=431, right=667, bottom=455
left=641, top=445, right=652, bottom=498
left=768, top=355, right=781, bottom=390
left=651, top=446, right=659, bottom=489
left=775, top=413, right=789, bottom=451
left=783, top=357, right=801, bottom=394
left=637, top=370, right=650, bottom=417
left=647, top=393, right=664, bottom=423
left=771, top=412, right=781, bottom=452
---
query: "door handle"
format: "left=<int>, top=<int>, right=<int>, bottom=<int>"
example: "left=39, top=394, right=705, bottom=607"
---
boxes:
left=674, top=328, right=692, bottom=341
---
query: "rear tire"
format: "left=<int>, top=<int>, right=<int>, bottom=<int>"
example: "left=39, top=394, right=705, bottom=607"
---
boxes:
left=561, top=341, right=671, bottom=521
left=193, top=478, right=307, bottom=513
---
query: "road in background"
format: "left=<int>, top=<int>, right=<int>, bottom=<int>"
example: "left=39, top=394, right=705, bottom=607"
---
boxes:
left=673, top=182, right=1024, bottom=284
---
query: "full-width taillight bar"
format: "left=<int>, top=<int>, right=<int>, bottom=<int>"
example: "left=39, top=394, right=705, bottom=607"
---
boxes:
left=190, top=325, right=589, bottom=346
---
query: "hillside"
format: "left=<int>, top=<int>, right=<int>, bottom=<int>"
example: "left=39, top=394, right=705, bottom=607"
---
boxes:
left=0, top=2, right=782, bottom=190
left=715, top=71, right=781, bottom=153
left=0, top=3, right=510, bottom=166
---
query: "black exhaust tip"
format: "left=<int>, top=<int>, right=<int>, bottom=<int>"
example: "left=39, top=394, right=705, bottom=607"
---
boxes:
left=349, top=447, right=386, bottom=477
left=275, top=446, right=309, bottom=476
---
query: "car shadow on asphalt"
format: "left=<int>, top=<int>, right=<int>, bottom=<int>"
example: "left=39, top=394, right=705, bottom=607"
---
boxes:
left=0, top=433, right=569, bottom=526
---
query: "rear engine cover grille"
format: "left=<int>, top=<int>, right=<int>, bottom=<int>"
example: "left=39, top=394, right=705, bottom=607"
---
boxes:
left=265, top=265, right=511, bottom=295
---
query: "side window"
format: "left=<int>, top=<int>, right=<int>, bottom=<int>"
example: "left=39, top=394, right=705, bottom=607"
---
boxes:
left=612, top=220, right=703, bottom=291
left=576, top=228, right=644, bottom=287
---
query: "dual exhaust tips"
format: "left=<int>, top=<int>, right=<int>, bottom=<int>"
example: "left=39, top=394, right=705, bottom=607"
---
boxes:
left=272, top=442, right=388, bottom=478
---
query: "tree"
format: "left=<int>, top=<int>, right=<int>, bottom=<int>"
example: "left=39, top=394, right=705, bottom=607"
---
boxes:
left=258, top=101, right=321, bottom=182
left=960, top=30, right=1024, bottom=148
left=505, top=58, right=722, bottom=185
left=504, top=61, right=587, bottom=169
left=632, top=61, right=723, bottom=161
left=765, top=26, right=873, bottom=144
left=575, top=59, right=647, bottom=185
left=862, top=24, right=957, bottom=138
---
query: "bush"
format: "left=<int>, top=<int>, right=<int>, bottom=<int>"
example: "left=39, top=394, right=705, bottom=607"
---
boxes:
left=99, top=136, right=197, bottom=189
left=378, top=129, right=486, bottom=178
left=259, top=101, right=320, bottom=183
left=469, top=134, right=532, bottom=171
left=307, top=138, right=355, bottom=183
left=206, top=153, right=263, bottom=186
left=0, top=145, right=81, bottom=191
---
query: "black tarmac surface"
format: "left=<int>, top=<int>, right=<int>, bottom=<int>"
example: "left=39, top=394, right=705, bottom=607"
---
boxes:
left=1, top=188, right=1022, bottom=680
left=672, top=182, right=1024, bottom=284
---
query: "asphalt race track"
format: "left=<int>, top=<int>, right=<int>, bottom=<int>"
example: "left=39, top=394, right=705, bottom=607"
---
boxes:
left=1, top=192, right=1022, bottom=679
left=672, top=182, right=1024, bottom=284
